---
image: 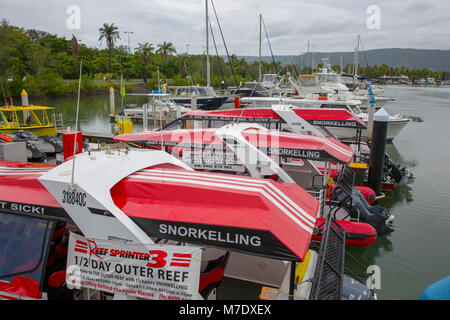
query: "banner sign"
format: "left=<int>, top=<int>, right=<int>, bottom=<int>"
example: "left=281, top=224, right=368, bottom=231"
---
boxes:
left=66, top=232, right=202, bottom=300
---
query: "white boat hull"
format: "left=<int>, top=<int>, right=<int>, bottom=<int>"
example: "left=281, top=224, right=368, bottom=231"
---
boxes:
left=329, top=118, right=409, bottom=141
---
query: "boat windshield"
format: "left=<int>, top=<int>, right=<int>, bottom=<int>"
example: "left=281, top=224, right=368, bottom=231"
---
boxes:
left=0, top=212, right=54, bottom=289
left=172, top=86, right=216, bottom=97
left=263, top=74, right=278, bottom=83
left=317, top=74, right=343, bottom=83
left=348, top=104, right=362, bottom=115
left=196, top=86, right=216, bottom=97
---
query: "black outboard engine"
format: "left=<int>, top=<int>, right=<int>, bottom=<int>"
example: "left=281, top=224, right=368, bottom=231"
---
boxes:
left=341, top=275, right=376, bottom=300
left=6, top=133, right=47, bottom=162
left=331, top=188, right=394, bottom=235
left=384, top=154, right=415, bottom=185
left=15, top=131, right=56, bottom=155
left=40, top=135, right=63, bottom=154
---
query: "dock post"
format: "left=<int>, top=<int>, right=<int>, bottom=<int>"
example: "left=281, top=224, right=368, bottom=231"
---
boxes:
left=143, top=103, right=148, bottom=131
left=21, top=89, right=29, bottom=120
left=368, top=108, right=389, bottom=196
left=176, top=103, right=181, bottom=118
left=191, top=92, right=197, bottom=110
left=367, top=95, right=376, bottom=139
left=21, top=89, right=29, bottom=106
left=109, top=87, right=115, bottom=115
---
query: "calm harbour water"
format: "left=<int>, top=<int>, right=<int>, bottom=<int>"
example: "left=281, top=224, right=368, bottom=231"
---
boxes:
left=32, top=85, right=450, bottom=300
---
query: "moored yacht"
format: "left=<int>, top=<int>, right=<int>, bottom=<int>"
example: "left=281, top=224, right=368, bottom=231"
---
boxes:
left=166, top=86, right=228, bottom=110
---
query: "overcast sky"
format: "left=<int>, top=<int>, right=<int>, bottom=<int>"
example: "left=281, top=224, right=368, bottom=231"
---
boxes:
left=2, top=0, right=450, bottom=56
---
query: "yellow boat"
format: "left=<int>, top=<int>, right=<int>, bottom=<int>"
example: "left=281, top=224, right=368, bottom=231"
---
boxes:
left=0, top=106, right=62, bottom=137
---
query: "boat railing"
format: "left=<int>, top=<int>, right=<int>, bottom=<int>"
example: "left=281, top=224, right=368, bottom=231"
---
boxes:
left=306, top=186, right=325, bottom=217
left=53, top=113, right=64, bottom=133
left=308, top=215, right=345, bottom=300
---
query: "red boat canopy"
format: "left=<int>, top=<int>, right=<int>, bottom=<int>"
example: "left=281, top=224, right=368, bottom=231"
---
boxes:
left=111, top=166, right=319, bottom=261
left=0, top=161, right=69, bottom=220
left=168, top=107, right=366, bottom=129
left=115, top=127, right=354, bottom=163
left=0, top=160, right=319, bottom=261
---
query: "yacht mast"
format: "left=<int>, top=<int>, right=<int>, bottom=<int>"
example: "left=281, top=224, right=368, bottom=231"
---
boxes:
left=206, top=0, right=211, bottom=87
left=259, top=13, right=262, bottom=82
left=354, top=35, right=360, bottom=77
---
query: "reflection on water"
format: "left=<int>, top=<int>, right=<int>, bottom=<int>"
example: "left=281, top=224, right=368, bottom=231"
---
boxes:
left=32, top=94, right=150, bottom=135
left=27, top=86, right=450, bottom=299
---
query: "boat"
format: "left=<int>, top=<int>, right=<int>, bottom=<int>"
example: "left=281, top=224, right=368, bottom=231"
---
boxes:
left=115, top=123, right=393, bottom=236
left=231, top=81, right=271, bottom=97
left=307, top=65, right=393, bottom=110
left=158, top=105, right=414, bottom=188
left=165, top=86, right=229, bottom=110
left=0, top=106, right=62, bottom=137
left=240, top=96, right=409, bottom=141
left=121, top=96, right=190, bottom=118
left=0, top=147, right=375, bottom=300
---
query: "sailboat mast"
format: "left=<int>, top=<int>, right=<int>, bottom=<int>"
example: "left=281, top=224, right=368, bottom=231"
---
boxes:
left=354, top=34, right=360, bottom=77
left=259, top=13, right=262, bottom=82
left=206, top=0, right=211, bottom=87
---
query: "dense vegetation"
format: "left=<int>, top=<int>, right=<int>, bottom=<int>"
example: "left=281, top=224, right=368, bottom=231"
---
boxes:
left=0, top=19, right=446, bottom=99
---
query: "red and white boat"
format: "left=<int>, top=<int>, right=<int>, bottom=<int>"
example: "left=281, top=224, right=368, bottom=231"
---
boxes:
left=0, top=148, right=375, bottom=300
left=159, top=105, right=413, bottom=189
left=114, top=123, right=387, bottom=240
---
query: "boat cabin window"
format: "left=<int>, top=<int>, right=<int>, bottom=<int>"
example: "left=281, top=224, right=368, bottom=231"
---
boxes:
left=0, top=212, right=55, bottom=290
left=263, top=74, right=278, bottom=83
left=298, top=76, right=319, bottom=85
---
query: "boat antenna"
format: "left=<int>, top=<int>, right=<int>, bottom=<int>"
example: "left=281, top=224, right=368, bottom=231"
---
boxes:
left=71, top=60, right=83, bottom=189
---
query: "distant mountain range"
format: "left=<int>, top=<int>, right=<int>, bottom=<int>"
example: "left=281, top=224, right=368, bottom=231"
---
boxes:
left=238, top=48, right=450, bottom=72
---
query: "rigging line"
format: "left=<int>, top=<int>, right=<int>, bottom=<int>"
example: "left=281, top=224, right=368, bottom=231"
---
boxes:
left=184, top=1, right=202, bottom=51
left=359, top=37, right=371, bottom=78
left=210, top=0, right=238, bottom=88
left=261, top=16, right=278, bottom=77
left=209, top=19, right=226, bottom=87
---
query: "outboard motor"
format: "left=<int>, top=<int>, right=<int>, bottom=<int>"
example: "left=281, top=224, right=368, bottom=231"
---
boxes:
left=40, top=135, right=63, bottom=154
left=15, top=131, right=56, bottom=155
left=332, top=188, right=394, bottom=235
left=341, top=275, right=376, bottom=300
left=6, top=133, right=46, bottom=162
left=351, top=188, right=394, bottom=235
left=384, top=154, right=415, bottom=185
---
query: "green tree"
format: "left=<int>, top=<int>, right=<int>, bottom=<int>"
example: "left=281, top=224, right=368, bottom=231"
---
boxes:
left=98, top=23, right=120, bottom=73
left=156, top=41, right=176, bottom=65
left=135, top=42, right=154, bottom=82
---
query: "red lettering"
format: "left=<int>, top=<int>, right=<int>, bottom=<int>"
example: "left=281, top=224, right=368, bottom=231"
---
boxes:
left=146, top=250, right=167, bottom=268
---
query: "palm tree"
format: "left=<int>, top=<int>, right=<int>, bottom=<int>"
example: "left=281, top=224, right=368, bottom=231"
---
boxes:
left=98, top=23, right=120, bottom=73
left=135, top=42, right=154, bottom=82
left=156, top=42, right=177, bottom=65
